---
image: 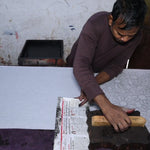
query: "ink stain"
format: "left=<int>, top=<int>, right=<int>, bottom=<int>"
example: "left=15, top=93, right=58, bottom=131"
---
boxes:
left=69, top=25, right=76, bottom=31
left=69, top=25, right=74, bottom=27
left=15, top=32, right=19, bottom=39
left=0, top=55, right=12, bottom=65
left=3, top=31, right=19, bottom=39
left=3, top=31, right=14, bottom=35
left=71, top=28, right=75, bottom=31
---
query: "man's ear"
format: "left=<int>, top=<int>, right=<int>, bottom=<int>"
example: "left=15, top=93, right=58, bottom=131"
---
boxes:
left=108, top=15, right=113, bottom=26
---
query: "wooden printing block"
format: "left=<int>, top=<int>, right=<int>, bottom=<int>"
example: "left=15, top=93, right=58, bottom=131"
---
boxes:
left=86, top=109, right=150, bottom=150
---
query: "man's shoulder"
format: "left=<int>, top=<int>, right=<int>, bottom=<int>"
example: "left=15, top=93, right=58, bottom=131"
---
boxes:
left=88, top=11, right=110, bottom=23
left=83, top=11, right=110, bottom=34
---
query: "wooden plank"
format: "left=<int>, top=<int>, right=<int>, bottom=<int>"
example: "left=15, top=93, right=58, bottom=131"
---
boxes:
left=92, top=116, right=146, bottom=127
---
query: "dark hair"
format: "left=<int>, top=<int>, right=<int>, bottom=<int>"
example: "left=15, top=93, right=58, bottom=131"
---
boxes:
left=111, top=0, right=147, bottom=30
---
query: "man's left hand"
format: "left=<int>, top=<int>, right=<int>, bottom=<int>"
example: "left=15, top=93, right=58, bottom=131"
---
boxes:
left=75, top=90, right=88, bottom=107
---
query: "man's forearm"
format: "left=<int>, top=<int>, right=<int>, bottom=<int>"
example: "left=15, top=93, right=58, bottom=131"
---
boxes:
left=94, top=71, right=112, bottom=112
left=94, top=94, right=111, bottom=111
left=95, top=71, right=110, bottom=85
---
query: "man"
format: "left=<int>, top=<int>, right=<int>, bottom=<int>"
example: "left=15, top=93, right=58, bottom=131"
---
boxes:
left=66, top=0, right=147, bottom=132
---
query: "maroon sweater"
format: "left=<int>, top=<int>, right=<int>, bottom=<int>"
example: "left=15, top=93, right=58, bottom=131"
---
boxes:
left=66, top=12, right=142, bottom=100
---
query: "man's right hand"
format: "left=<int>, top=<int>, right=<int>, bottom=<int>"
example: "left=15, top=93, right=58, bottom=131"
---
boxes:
left=94, top=94, right=133, bottom=132
left=76, top=89, right=134, bottom=132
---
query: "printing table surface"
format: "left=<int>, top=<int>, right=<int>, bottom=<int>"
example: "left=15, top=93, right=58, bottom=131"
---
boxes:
left=0, top=66, right=149, bottom=149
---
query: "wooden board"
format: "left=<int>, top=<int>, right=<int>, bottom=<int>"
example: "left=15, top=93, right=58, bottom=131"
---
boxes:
left=92, top=116, right=146, bottom=127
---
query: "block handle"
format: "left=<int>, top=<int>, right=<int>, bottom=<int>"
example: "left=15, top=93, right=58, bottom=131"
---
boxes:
left=92, top=116, right=146, bottom=127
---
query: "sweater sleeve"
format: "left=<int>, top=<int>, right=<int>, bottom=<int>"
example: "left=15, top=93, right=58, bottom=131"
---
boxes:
left=73, top=21, right=104, bottom=101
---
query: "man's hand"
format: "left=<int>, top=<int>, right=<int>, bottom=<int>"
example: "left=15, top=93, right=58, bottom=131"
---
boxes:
left=94, top=94, right=134, bottom=132
left=76, top=91, right=134, bottom=132
left=75, top=90, right=88, bottom=107
left=76, top=71, right=134, bottom=132
left=103, top=104, right=132, bottom=132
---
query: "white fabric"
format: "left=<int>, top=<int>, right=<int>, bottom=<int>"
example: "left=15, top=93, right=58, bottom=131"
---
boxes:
left=0, top=66, right=150, bottom=131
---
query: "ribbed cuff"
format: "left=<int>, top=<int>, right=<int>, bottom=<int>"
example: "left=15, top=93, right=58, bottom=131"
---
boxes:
left=83, top=83, right=104, bottom=101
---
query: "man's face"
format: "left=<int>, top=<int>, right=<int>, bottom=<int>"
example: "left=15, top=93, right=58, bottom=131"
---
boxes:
left=108, top=15, right=139, bottom=44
